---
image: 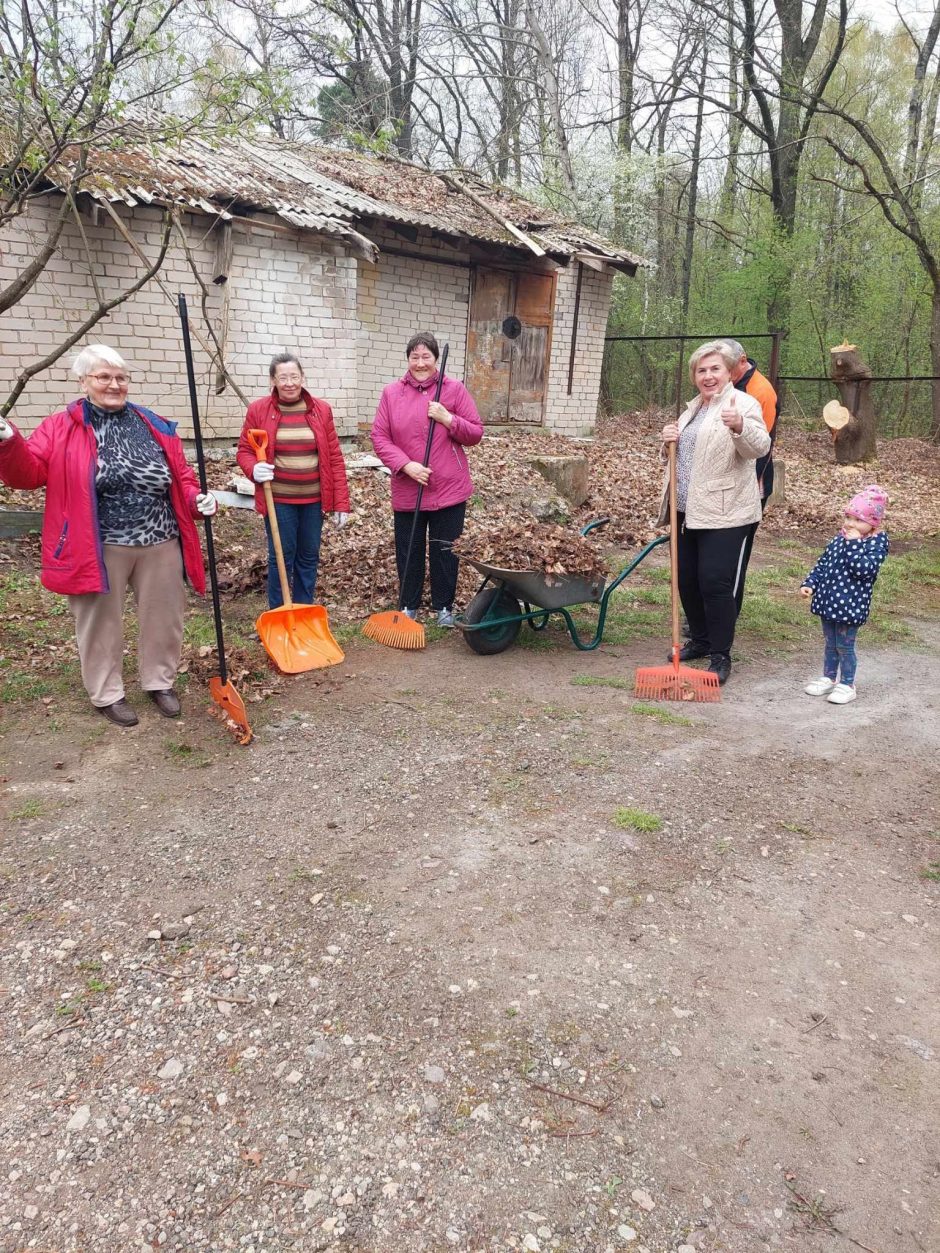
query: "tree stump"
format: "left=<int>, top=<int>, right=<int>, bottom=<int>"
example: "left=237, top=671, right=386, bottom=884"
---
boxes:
left=826, top=342, right=878, bottom=464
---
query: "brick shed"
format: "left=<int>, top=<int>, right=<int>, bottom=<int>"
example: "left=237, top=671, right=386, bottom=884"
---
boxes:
left=1, top=132, right=645, bottom=438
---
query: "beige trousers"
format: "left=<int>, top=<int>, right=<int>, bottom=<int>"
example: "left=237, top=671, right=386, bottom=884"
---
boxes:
left=69, top=540, right=185, bottom=707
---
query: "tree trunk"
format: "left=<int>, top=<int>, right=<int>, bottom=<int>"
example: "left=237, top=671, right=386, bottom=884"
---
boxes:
left=829, top=343, right=878, bottom=463
left=525, top=0, right=577, bottom=195
left=680, top=48, right=707, bottom=326
left=931, top=286, right=940, bottom=440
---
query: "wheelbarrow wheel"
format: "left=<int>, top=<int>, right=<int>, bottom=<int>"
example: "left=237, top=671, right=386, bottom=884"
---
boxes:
left=462, top=587, right=522, bottom=655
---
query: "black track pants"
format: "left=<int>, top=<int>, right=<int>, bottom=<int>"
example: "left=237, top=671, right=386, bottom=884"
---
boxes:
left=393, top=501, right=466, bottom=612
left=676, top=515, right=752, bottom=656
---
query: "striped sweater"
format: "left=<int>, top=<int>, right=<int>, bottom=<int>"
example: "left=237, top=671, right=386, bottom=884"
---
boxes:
left=271, top=398, right=320, bottom=505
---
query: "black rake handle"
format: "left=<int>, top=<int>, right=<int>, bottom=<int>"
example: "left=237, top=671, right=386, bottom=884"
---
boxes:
left=178, top=293, right=228, bottom=686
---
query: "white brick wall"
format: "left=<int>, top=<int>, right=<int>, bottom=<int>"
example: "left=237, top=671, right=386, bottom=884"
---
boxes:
left=543, top=262, right=615, bottom=437
left=1, top=196, right=615, bottom=441
left=1, top=198, right=359, bottom=438
left=356, top=224, right=471, bottom=422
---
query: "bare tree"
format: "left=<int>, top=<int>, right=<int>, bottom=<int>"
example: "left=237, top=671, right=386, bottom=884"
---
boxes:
left=811, top=5, right=940, bottom=438
left=0, top=0, right=255, bottom=412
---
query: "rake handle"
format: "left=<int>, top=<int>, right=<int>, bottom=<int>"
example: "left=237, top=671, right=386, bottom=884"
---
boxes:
left=178, top=294, right=229, bottom=687
left=247, top=428, right=293, bottom=610
left=397, top=343, right=449, bottom=612
left=668, top=440, right=681, bottom=666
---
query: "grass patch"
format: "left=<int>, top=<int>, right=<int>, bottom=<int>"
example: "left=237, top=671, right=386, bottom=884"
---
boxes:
left=919, top=862, right=940, bottom=883
left=1, top=668, right=56, bottom=704
left=164, top=740, right=211, bottom=768
left=10, top=798, right=45, bottom=820
left=630, top=701, right=694, bottom=726
left=613, top=806, right=662, bottom=832
left=571, top=674, right=633, bottom=690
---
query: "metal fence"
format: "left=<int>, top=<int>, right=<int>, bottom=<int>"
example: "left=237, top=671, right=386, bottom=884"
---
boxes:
left=602, top=332, right=937, bottom=439
left=774, top=374, right=936, bottom=440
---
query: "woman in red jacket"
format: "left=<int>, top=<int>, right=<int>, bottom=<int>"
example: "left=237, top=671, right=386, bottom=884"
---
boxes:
left=370, top=333, right=483, bottom=626
left=0, top=344, right=217, bottom=726
left=236, top=354, right=350, bottom=610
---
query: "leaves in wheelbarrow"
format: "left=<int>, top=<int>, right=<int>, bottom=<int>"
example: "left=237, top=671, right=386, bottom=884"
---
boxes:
left=452, top=522, right=610, bottom=584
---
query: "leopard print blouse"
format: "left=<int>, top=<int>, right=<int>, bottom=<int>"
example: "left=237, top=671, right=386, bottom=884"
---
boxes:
left=89, top=403, right=179, bottom=546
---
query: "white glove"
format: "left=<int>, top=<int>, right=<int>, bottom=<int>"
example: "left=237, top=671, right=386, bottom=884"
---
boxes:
left=333, top=512, right=349, bottom=529
left=0, top=416, right=14, bottom=442
left=195, top=492, right=218, bottom=517
left=252, top=461, right=275, bottom=483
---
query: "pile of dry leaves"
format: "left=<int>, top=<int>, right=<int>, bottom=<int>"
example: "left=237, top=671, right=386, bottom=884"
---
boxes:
left=452, top=522, right=610, bottom=583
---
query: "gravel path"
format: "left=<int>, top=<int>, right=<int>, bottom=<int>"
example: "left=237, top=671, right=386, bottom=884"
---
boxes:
left=1, top=620, right=937, bottom=1253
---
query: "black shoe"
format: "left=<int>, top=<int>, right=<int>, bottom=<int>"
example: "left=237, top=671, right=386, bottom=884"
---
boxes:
left=97, top=698, right=139, bottom=727
left=148, top=688, right=181, bottom=718
left=675, top=641, right=710, bottom=663
left=708, top=653, right=732, bottom=685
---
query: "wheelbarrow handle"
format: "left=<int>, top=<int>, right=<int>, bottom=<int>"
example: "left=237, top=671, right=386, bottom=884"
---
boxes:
left=580, top=517, right=611, bottom=537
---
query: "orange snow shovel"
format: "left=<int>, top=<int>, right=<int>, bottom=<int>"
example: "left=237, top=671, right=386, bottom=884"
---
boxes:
left=246, top=428, right=345, bottom=674
left=634, top=441, right=719, bottom=704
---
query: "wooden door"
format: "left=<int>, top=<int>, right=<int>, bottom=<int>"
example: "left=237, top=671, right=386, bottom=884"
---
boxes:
left=466, top=268, right=556, bottom=424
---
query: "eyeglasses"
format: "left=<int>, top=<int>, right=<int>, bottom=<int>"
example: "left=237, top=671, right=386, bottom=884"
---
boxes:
left=87, top=372, right=129, bottom=385
left=275, top=375, right=303, bottom=384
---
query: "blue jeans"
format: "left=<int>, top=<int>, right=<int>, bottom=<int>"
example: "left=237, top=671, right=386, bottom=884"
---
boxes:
left=264, top=502, right=323, bottom=609
left=821, top=617, right=859, bottom=686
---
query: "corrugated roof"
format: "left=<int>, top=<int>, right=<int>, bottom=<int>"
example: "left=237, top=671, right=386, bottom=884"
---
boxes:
left=45, top=126, right=646, bottom=272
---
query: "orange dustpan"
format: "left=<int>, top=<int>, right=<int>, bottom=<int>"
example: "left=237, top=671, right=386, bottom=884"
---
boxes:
left=246, top=429, right=345, bottom=674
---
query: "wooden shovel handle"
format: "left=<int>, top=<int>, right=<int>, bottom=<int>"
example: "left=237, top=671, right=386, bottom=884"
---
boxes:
left=247, top=428, right=292, bottom=609
left=668, top=441, right=680, bottom=656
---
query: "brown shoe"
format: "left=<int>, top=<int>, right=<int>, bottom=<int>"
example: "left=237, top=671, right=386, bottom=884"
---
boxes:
left=97, top=699, right=139, bottom=727
left=148, top=688, right=181, bottom=718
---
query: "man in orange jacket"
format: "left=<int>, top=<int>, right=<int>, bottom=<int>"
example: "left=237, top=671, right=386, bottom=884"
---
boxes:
left=724, top=339, right=780, bottom=615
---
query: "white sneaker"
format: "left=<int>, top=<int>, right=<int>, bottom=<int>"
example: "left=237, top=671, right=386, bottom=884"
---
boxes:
left=805, top=677, right=836, bottom=696
left=827, top=683, right=857, bottom=704
left=402, top=608, right=417, bottom=620
left=436, top=607, right=455, bottom=628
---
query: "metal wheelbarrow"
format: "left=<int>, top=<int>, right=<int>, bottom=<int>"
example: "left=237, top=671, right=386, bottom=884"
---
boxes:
left=456, top=520, right=668, bottom=655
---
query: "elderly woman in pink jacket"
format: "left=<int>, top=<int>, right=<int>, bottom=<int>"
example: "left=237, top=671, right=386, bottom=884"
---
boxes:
left=371, top=333, right=484, bottom=627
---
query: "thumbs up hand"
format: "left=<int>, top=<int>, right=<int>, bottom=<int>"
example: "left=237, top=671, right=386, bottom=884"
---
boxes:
left=721, top=391, right=743, bottom=434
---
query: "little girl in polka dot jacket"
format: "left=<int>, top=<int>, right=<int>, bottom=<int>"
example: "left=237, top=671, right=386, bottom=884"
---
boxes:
left=799, top=485, right=889, bottom=705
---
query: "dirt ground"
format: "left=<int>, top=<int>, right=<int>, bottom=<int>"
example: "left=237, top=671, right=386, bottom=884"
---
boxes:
left=1, top=558, right=938, bottom=1253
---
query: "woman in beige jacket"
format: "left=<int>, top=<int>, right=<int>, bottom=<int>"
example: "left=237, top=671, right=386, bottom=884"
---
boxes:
left=659, top=340, right=771, bottom=685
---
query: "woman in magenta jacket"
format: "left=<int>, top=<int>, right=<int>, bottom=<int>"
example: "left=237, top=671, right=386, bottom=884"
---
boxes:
left=370, top=333, right=483, bottom=626
left=0, top=344, right=216, bottom=727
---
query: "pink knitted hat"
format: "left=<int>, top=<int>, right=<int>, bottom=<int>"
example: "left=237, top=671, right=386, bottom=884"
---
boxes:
left=845, top=484, right=887, bottom=530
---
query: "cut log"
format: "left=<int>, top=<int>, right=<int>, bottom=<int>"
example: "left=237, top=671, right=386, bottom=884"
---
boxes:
left=822, top=400, right=851, bottom=430
left=828, top=344, right=878, bottom=464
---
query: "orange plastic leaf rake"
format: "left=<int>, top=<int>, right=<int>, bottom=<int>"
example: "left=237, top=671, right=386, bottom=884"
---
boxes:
left=634, top=441, right=720, bottom=705
left=362, top=610, right=425, bottom=650
left=635, top=648, right=720, bottom=703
